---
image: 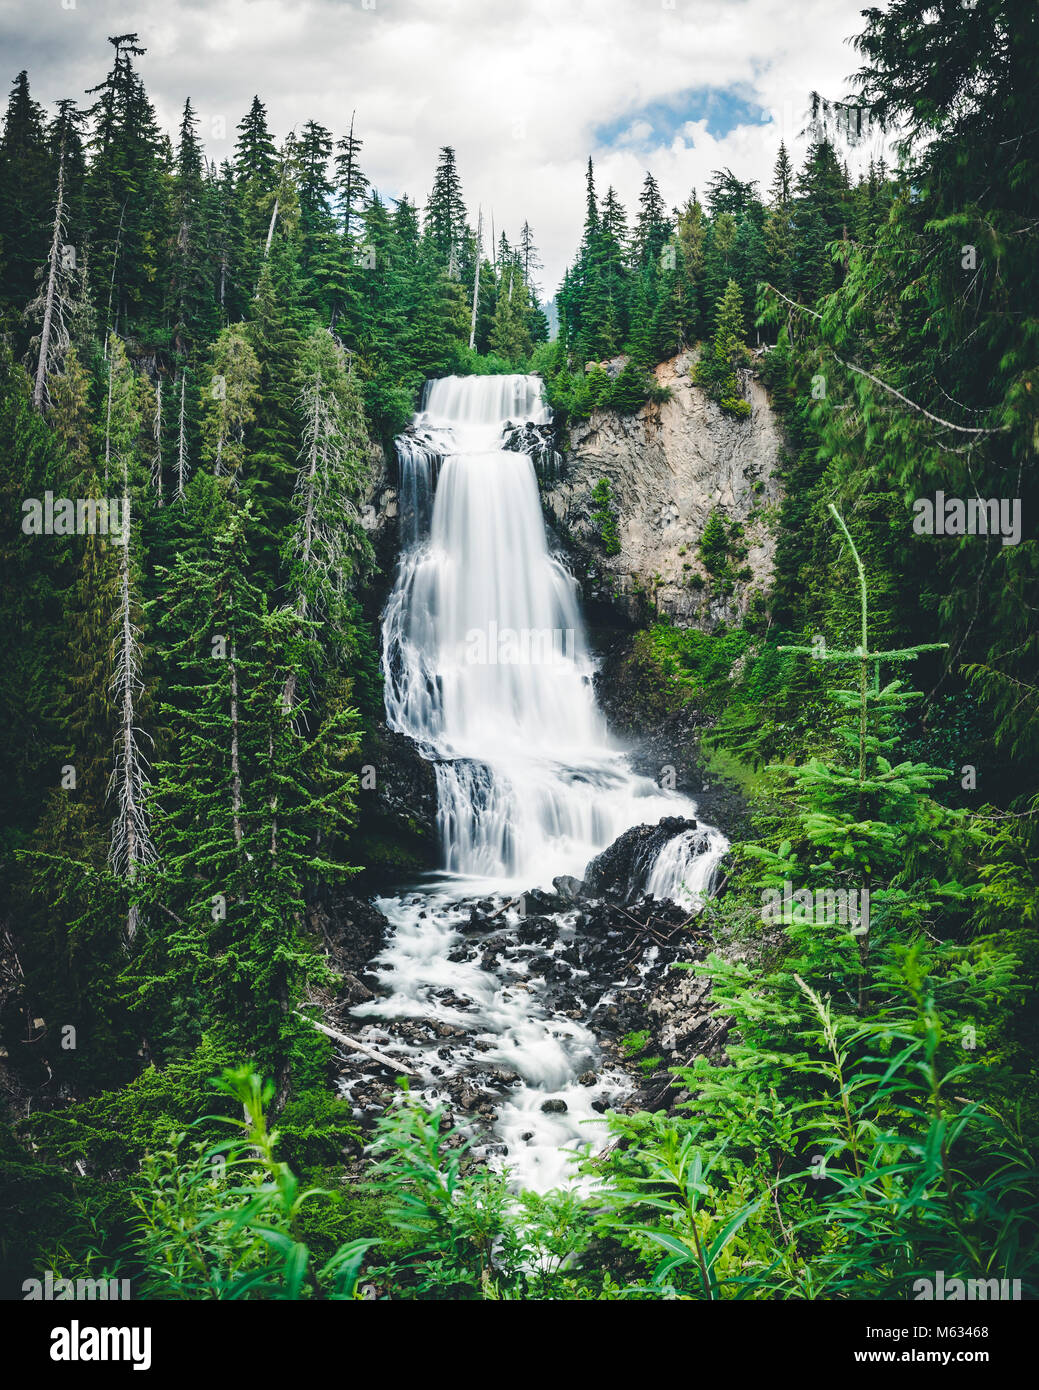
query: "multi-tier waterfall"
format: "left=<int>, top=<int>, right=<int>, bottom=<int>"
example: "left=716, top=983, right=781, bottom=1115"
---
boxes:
left=351, top=374, right=727, bottom=1189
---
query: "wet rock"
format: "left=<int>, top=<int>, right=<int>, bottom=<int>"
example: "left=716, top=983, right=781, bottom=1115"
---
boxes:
left=582, top=816, right=698, bottom=902
left=502, top=420, right=561, bottom=481
left=522, top=888, right=561, bottom=916
left=516, top=916, right=558, bottom=946
left=311, top=894, right=391, bottom=977
left=578, top=1070, right=597, bottom=1086
left=486, top=1066, right=520, bottom=1085
left=353, top=724, right=439, bottom=881
left=336, top=972, right=375, bottom=1006
left=540, top=1098, right=568, bottom=1114
left=552, top=875, right=584, bottom=902
left=433, top=989, right=472, bottom=1010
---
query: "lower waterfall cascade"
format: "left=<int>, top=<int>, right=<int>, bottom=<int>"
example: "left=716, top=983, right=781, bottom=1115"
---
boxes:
left=350, top=373, right=728, bottom=1190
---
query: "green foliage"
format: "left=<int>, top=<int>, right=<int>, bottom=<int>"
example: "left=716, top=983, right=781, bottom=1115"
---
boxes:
left=126, top=1065, right=375, bottom=1299
left=596, top=958, right=1039, bottom=1299
left=695, top=279, right=751, bottom=416
left=589, top=477, right=621, bottom=555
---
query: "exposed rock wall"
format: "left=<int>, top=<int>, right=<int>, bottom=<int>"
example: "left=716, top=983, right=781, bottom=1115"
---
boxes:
left=359, top=439, right=398, bottom=574
left=542, top=352, right=786, bottom=629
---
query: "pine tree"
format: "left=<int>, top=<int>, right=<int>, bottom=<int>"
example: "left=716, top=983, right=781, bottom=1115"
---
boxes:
left=695, top=278, right=751, bottom=416
left=488, top=257, right=533, bottom=364
left=634, top=171, right=670, bottom=270
left=282, top=328, right=373, bottom=709
left=793, top=137, right=852, bottom=297
left=233, top=95, right=281, bottom=294
left=424, top=146, right=468, bottom=271
left=0, top=71, right=52, bottom=311
left=169, top=98, right=217, bottom=353
left=104, top=335, right=156, bottom=938
left=84, top=35, right=168, bottom=339
left=334, top=112, right=369, bottom=244
left=702, top=211, right=738, bottom=328
left=296, top=119, right=334, bottom=295
left=705, top=168, right=759, bottom=218
left=673, top=195, right=706, bottom=336
left=768, top=142, right=794, bottom=208
left=147, top=498, right=360, bottom=1068
left=518, top=220, right=541, bottom=293
left=200, top=324, right=261, bottom=480
left=245, top=238, right=311, bottom=572
left=752, top=506, right=954, bottom=1010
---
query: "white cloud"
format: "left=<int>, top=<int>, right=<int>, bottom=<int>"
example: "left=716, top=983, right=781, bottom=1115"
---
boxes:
left=616, top=120, right=655, bottom=146
left=0, top=0, right=891, bottom=290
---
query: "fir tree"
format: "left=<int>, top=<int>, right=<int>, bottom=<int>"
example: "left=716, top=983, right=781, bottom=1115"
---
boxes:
left=695, top=278, right=751, bottom=416
left=200, top=324, right=261, bottom=480
left=424, top=146, right=468, bottom=271
left=0, top=71, right=52, bottom=311
left=334, top=112, right=369, bottom=244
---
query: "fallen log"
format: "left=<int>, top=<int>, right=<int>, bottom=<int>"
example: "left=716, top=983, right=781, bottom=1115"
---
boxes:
left=294, top=1011, right=420, bottom=1076
left=486, top=895, right=522, bottom=921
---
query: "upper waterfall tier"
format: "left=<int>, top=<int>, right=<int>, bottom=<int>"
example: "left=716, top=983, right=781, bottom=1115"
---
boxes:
left=418, top=373, right=551, bottom=430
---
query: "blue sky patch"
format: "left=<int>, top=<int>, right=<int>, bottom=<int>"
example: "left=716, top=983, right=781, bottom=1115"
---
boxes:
left=594, top=88, right=768, bottom=151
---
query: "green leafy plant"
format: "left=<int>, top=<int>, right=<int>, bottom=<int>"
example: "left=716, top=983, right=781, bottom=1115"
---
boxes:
left=590, top=478, right=621, bottom=556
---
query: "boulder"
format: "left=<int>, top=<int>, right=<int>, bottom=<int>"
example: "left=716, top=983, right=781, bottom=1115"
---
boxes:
left=583, top=816, right=698, bottom=902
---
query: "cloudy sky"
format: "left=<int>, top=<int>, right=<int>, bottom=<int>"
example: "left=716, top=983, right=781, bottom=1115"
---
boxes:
left=1, top=0, right=889, bottom=291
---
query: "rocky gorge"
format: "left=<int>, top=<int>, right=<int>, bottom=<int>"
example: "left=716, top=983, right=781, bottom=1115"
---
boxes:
left=316, top=365, right=786, bottom=1180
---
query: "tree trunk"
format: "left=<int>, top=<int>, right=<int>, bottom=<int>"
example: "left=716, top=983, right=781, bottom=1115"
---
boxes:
left=103, top=354, right=114, bottom=489
left=229, top=642, right=243, bottom=847
left=152, top=378, right=164, bottom=506
left=469, top=207, right=482, bottom=352
left=176, top=372, right=188, bottom=499
left=32, top=151, right=67, bottom=412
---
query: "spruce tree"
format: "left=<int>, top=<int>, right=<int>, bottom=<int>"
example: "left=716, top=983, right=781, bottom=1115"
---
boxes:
left=695, top=278, right=751, bottom=416
left=200, top=324, right=261, bottom=480
left=424, top=146, right=468, bottom=271
left=334, top=112, right=369, bottom=244
left=169, top=98, right=217, bottom=353
left=84, top=34, right=167, bottom=339
left=0, top=71, right=52, bottom=312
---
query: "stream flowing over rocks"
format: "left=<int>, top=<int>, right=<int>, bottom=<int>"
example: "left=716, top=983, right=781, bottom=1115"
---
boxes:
left=337, top=374, right=730, bottom=1191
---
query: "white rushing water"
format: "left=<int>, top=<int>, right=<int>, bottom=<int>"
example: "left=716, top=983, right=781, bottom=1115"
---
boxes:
left=354, top=374, right=728, bottom=1190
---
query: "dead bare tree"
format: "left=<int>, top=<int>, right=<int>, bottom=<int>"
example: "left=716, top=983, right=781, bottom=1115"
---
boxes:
left=175, top=371, right=189, bottom=499
left=107, top=491, right=157, bottom=939
left=151, top=378, right=164, bottom=506
left=27, top=140, right=73, bottom=411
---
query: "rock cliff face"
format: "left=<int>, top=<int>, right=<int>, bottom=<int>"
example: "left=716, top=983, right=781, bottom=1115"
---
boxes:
left=542, top=352, right=785, bottom=629
left=359, top=440, right=398, bottom=573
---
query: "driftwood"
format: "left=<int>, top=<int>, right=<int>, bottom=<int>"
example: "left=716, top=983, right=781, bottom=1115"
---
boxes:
left=294, top=1011, right=419, bottom=1076
left=486, top=895, right=522, bottom=921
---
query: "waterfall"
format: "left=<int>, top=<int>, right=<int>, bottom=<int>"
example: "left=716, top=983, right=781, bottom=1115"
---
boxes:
left=355, top=373, right=728, bottom=1189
